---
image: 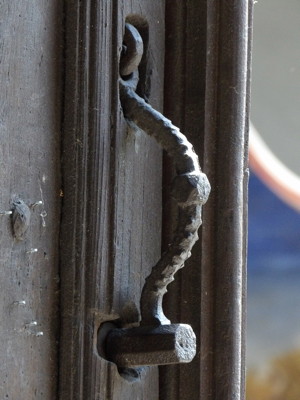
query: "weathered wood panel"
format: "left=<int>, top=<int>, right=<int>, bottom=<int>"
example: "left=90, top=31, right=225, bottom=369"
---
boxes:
left=162, top=1, right=253, bottom=399
left=60, top=1, right=165, bottom=399
left=201, top=2, right=252, bottom=398
left=161, top=1, right=208, bottom=399
left=0, top=1, right=62, bottom=399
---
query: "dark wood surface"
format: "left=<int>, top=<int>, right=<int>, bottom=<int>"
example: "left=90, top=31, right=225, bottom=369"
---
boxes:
left=162, top=1, right=253, bottom=399
left=0, top=1, right=252, bottom=398
left=201, top=2, right=252, bottom=398
left=161, top=1, right=208, bottom=399
left=60, top=1, right=165, bottom=399
left=0, top=1, right=62, bottom=399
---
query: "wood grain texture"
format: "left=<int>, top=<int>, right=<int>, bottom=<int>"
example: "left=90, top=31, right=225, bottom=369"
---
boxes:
left=161, top=1, right=208, bottom=399
left=162, top=1, right=253, bottom=399
left=0, top=1, right=62, bottom=399
left=60, top=1, right=165, bottom=399
left=202, top=1, right=252, bottom=399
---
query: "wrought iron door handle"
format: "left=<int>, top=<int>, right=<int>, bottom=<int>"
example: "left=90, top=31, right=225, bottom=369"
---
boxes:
left=104, top=23, right=210, bottom=369
left=120, top=81, right=211, bottom=327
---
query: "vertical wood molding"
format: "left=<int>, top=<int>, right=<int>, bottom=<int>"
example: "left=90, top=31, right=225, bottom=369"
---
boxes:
left=163, top=1, right=253, bottom=399
left=202, top=1, right=253, bottom=399
left=60, top=1, right=165, bottom=399
left=162, top=1, right=208, bottom=399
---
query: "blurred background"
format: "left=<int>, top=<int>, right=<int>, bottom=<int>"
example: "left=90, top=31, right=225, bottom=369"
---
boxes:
left=247, top=1, right=300, bottom=398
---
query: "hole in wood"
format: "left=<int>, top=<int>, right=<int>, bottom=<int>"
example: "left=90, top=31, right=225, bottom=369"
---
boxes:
left=121, top=15, right=149, bottom=99
left=97, top=321, right=146, bottom=382
left=97, top=321, right=117, bottom=360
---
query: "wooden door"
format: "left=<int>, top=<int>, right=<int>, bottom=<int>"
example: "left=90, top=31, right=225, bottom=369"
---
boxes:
left=1, top=1, right=253, bottom=399
left=0, top=1, right=62, bottom=399
left=60, top=1, right=252, bottom=399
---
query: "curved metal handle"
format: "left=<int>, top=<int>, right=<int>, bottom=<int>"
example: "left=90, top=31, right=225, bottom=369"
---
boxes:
left=120, top=81, right=210, bottom=327
left=100, top=23, right=211, bottom=370
left=119, top=23, right=210, bottom=329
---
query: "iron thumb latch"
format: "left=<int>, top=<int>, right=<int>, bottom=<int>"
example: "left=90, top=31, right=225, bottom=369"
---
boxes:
left=101, top=23, right=211, bottom=369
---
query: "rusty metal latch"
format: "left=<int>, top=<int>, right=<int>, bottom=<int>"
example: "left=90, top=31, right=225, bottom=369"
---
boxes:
left=103, top=23, right=211, bottom=369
